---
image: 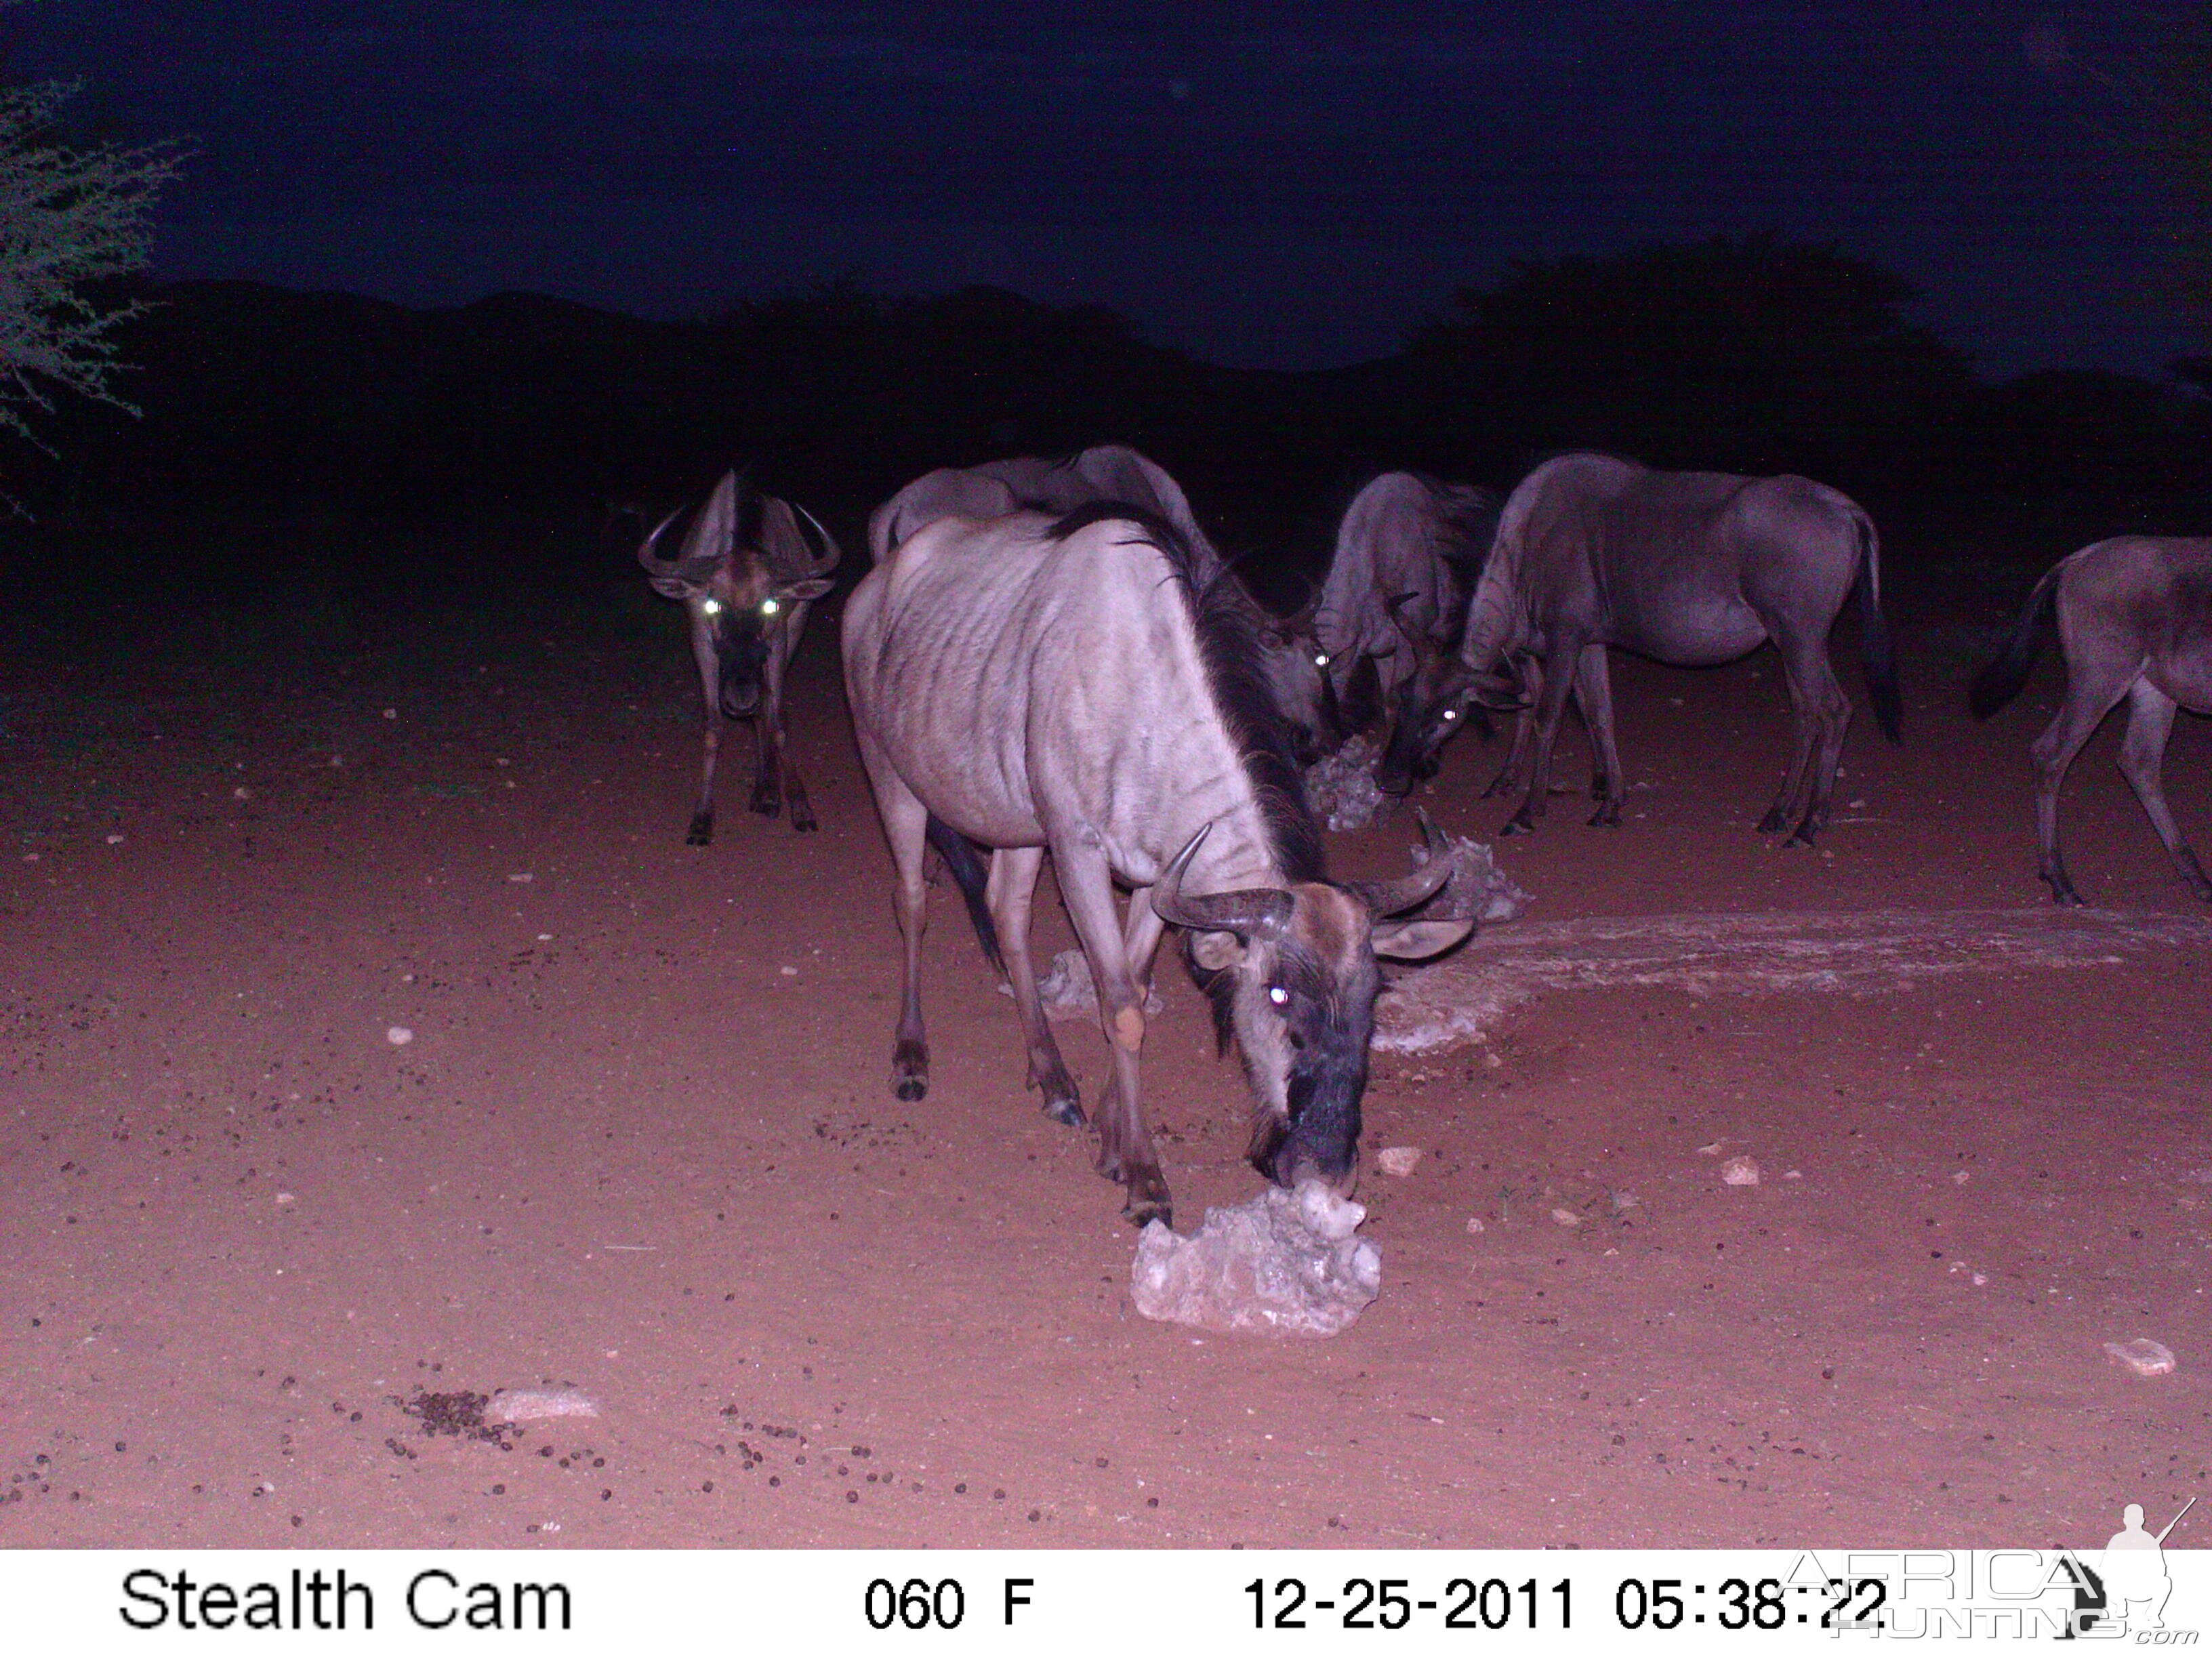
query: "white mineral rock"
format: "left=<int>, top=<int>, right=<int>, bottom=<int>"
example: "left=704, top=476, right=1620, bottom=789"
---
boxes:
left=1720, top=1155, right=1761, bottom=1187
left=1130, top=1181, right=1381, bottom=1338
left=2103, top=1338, right=2176, bottom=1378
left=1376, top=1145, right=1424, bottom=1177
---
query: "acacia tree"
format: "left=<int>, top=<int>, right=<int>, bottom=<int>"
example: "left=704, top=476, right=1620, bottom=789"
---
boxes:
left=0, top=73, right=183, bottom=447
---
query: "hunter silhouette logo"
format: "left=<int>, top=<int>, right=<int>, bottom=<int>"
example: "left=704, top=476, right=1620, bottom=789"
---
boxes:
left=2096, top=1497, right=2194, bottom=1635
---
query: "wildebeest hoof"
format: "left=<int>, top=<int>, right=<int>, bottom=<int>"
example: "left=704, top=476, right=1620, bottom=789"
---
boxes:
left=1755, top=807, right=1789, bottom=835
left=1479, top=773, right=1517, bottom=800
left=792, top=807, right=819, bottom=833
left=750, top=789, right=781, bottom=818
left=1499, top=814, right=1536, bottom=838
left=1588, top=802, right=1622, bottom=828
left=894, top=1076, right=927, bottom=1102
left=2044, top=876, right=2086, bottom=906
left=1784, top=828, right=1818, bottom=849
left=1123, top=1191, right=1173, bottom=1231
left=1042, top=1094, right=1086, bottom=1129
left=685, top=814, right=714, bottom=846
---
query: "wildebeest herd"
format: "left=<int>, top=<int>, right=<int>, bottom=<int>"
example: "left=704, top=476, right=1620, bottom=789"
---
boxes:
left=638, top=447, right=2212, bottom=1230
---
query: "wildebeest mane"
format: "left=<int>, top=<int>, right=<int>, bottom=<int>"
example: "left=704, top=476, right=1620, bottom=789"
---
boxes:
left=1046, top=501, right=1326, bottom=890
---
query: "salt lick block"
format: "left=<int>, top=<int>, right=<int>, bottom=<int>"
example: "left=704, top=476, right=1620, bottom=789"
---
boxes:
left=1130, top=1181, right=1382, bottom=1338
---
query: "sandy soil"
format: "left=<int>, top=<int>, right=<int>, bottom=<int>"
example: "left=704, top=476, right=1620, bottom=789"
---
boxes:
left=2, top=553, right=2207, bottom=1551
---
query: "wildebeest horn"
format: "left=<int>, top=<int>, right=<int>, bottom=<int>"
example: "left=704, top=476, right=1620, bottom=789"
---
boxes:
left=1149, top=824, right=1294, bottom=939
left=790, top=501, right=843, bottom=579
left=636, top=505, right=722, bottom=583
left=1385, top=592, right=1443, bottom=678
left=636, top=506, right=683, bottom=573
left=1353, top=808, right=1456, bottom=916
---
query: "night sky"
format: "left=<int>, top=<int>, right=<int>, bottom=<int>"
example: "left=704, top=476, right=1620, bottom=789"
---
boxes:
left=41, top=2, right=2205, bottom=376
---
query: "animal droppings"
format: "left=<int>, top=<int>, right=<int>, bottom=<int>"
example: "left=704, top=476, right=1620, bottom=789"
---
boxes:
left=489, top=1387, right=601, bottom=1422
left=1376, top=1146, right=1423, bottom=1177
left=2102, top=1338, right=2175, bottom=1378
left=1130, top=1182, right=1380, bottom=1338
left=1720, top=1155, right=1761, bottom=1186
left=385, top=1025, right=414, bottom=1046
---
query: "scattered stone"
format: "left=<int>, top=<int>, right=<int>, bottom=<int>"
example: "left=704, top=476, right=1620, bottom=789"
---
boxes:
left=1465, top=1217, right=1486, bottom=1233
left=1002, top=949, right=1164, bottom=1021
left=1376, top=1146, right=1423, bottom=1178
left=1720, top=1155, right=1761, bottom=1187
left=1696, top=1143, right=1725, bottom=1156
left=489, top=1387, right=601, bottom=1422
left=104, top=834, right=124, bottom=846
left=1304, top=735, right=1398, bottom=833
left=1406, top=828, right=1531, bottom=926
left=1952, top=1170, right=1972, bottom=1185
left=274, top=1192, right=295, bottom=1207
left=1550, top=1206, right=1584, bottom=1227
left=1131, top=1182, right=1380, bottom=1338
left=386, top=1025, right=414, bottom=1046
left=507, top=872, right=533, bottom=884
left=232, top=786, right=252, bottom=800
left=2103, top=1338, right=2175, bottom=1378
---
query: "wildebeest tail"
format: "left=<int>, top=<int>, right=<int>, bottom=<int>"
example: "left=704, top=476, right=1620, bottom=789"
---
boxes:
left=924, top=814, right=1003, bottom=975
left=1969, top=564, right=2062, bottom=721
left=1853, top=512, right=1904, bottom=743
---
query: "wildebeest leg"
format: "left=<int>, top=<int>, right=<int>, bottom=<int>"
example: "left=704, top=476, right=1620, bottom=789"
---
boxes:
left=1056, top=839, right=1171, bottom=1228
left=687, top=643, right=721, bottom=844
left=2116, top=681, right=2212, bottom=901
left=2028, top=665, right=2132, bottom=905
left=987, top=846, right=1085, bottom=1126
left=1763, top=634, right=1851, bottom=847
left=747, top=715, right=783, bottom=821
left=1483, top=659, right=1542, bottom=800
left=1575, top=645, right=1624, bottom=825
left=688, top=717, right=720, bottom=845
left=856, top=737, right=934, bottom=1098
left=1502, top=640, right=1582, bottom=836
left=760, top=654, right=817, bottom=832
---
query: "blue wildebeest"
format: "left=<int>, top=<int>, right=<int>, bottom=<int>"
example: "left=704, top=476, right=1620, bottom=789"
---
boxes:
left=636, top=472, right=842, bottom=842
left=870, top=445, right=1334, bottom=758
left=1313, top=470, right=1500, bottom=760
left=842, top=503, right=1473, bottom=1227
left=1379, top=453, right=1902, bottom=845
left=1970, top=536, right=2212, bottom=905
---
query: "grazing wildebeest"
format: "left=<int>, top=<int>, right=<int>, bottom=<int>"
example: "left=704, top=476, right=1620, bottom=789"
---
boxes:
left=842, top=503, right=1473, bottom=1227
left=869, top=446, right=1334, bottom=758
left=636, top=472, right=842, bottom=842
left=1380, top=453, right=1902, bottom=845
left=1314, top=470, right=1500, bottom=771
left=1970, top=536, right=2212, bottom=905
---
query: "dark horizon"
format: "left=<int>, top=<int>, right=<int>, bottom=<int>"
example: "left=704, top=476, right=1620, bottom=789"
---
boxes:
left=42, top=1, right=2208, bottom=381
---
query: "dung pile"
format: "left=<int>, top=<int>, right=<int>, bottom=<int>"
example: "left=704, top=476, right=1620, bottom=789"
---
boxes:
left=1130, top=1182, right=1380, bottom=1338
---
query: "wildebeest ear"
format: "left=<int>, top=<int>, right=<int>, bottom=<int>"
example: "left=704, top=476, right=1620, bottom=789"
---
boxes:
left=781, top=576, right=836, bottom=602
left=1368, top=916, right=1473, bottom=961
left=648, top=573, right=697, bottom=601
left=1189, top=930, right=1246, bottom=970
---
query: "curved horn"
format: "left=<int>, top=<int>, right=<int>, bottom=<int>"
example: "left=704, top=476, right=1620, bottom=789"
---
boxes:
left=790, top=500, right=844, bottom=579
left=1385, top=591, right=1443, bottom=678
left=1149, top=824, right=1294, bottom=939
left=1352, top=808, right=1457, bottom=916
left=636, top=506, right=684, bottom=573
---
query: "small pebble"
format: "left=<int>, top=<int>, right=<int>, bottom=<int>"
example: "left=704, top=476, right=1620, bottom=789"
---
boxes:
left=1549, top=1206, right=1582, bottom=1227
left=386, top=1026, right=414, bottom=1046
left=508, top=873, right=533, bottom=884
left=233, top=787, right=251, bottom=800
left=1376, top=1146, right=1422, bottom=1178
left=1952, top=1170, right=1971, bottom=1185
left=274, top=1192, right=295, bottom=1207
left=104, top=834, right=125, bottom=845
left=2103, top=1338, right=2176, bottom=1378
left=1720, top=1155, right=1761, bottom=1187
left=1465, top=1217, right=1486, bottom=1234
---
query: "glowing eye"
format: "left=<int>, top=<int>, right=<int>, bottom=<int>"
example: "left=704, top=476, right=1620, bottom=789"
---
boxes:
left=701, top=598, right=722, bottom=616
left=1267, top=985, right=1288, bottom=1006
left=1313, top=653, right=1328, bottom=668
left=760, top=598, right=781, bottom=616
left=1441, top=708, right=1458, bottom=720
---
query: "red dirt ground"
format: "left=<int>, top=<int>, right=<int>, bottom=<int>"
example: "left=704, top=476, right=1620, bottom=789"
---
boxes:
left=2, top=558, right=2206, bottom=1551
